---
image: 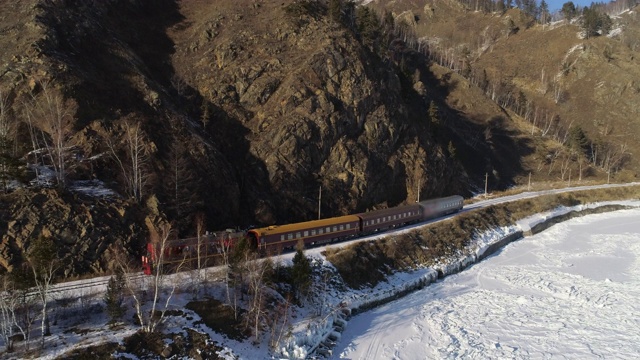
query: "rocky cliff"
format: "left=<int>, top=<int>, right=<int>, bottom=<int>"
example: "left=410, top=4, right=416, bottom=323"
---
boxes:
left=0, top=0, right=560, bottom=276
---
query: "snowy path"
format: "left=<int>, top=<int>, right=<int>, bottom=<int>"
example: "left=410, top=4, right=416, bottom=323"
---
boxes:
left=334, top=208, right=640, bottom=359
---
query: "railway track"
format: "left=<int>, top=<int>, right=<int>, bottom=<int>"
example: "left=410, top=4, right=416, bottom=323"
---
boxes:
left=8, top=182, right=638, bottom=300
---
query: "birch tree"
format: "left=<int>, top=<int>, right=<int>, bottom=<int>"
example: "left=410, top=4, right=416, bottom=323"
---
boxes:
left=246, top=255, right=273, bottom=343
left=106, top=119, right=149, bottom=202
left=27, top=235, right=59, bottom=348
left=0, top=275, right=23, bottom=352
left=117, top=222, right=184, bottom=333
left=28, top=81, right=76, bottom=188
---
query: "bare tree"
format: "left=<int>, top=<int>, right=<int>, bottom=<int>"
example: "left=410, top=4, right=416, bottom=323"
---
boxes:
left=559, top=153, right=572, bottom=181
left=8, top=265, right=37, bottom=352
left=218, top=231, right=234, bottom=307
left=21, top=99, right=43, bottom=180
left=246, top=255, right=273, bottom=343
left=0, top=90, right=22, bottom=193
left=0, top=275, right=24, bottom=352
left=195, top=213, right=206, bottom=285
left=164, top=140, right=199, bottom=223
left=106, top=119, right=150, bottom=202
left=0, top=89, right=14, bottom=143
left=27, top=235, right=60, bottom=348
left=269, top=294, right=292, bottom=351
left=117, top=222, right=184, bottom=333
left=547, top=149, right=562, bottom=176
left=27, top=81, right=76, bottom=188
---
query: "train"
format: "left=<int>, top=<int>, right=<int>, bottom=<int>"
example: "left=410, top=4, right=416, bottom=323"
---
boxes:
left=142, top=195, right=464, bottom=275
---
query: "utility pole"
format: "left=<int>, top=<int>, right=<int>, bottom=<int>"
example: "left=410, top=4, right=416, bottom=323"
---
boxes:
left=484, top=172, right=488, bottom=198
left=528, top=172, right=531, bottom=191
left=318, top=185, right=322, bottom=220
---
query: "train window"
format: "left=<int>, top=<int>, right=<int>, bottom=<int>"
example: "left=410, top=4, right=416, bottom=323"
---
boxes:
left=304, top=231, right=309, bottom=237
left=281, top=235, right=285, bottom=241
left=288, top=234, right=293, bottom=240
left=326, top=227, right=331, bottom=233
left=311, top=230, right=316, bottom=236
left=319, top=228, right=323, bottom=234
left=296, top=232, right=301, bottom=238
left=333, top=226, right=338, bottom=232
left=377, top=219, right=381, bottom=224
left=339, top=225, right=344, bottom=231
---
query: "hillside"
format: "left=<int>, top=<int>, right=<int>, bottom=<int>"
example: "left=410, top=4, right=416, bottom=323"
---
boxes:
left=0, top=0, right=637, bottom=276
left=369, top=0, right=640, bottom=179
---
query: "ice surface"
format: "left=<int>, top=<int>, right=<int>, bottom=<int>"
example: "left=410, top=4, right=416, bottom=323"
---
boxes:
left=334, top=207, right=640, bottom=359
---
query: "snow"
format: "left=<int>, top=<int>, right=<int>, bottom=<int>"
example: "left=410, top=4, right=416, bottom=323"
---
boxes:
left=607, top=27, right=624, bottom=38
left=332, top=203, right=640, bottom=359
left=67, top=179, right=117, bottom=198
left=3, top=199, right=639, bottom=359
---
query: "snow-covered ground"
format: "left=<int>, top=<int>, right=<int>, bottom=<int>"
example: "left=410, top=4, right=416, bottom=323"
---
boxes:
left=333, top=206, right=640, bottom=359
left=4, top=200, right=639, bottom=359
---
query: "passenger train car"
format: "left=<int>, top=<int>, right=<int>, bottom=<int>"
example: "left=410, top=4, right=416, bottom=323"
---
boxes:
left=142, top=195, right=464, bottom=275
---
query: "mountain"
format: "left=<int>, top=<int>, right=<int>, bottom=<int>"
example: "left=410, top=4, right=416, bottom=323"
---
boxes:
left=0, top=0, right=637, bottom=277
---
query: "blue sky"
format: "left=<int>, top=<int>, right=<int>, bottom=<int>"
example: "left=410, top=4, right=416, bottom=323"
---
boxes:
left=545, top=0, right=598, bottom=12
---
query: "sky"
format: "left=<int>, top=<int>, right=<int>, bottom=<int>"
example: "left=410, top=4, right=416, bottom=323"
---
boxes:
left=333, top=205, right=640, bottom=359
left=546, top=0, right=599, bottom=12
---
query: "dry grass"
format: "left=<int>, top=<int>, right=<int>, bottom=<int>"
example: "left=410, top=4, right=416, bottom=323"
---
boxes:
left=326, top=185, right=640, bottom=289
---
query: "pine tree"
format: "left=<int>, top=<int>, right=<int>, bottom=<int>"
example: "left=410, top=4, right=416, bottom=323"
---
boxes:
left=539, top=0, right=550, bottom=25
left=290, top=241, right=312, bottom=300
left=568, top=126, right=590, bottom=156
left=581, top=7, right=611, bottom=38
left=104, top=271, right=125, bottom=324
left=561, top=1, right=577, bottom=22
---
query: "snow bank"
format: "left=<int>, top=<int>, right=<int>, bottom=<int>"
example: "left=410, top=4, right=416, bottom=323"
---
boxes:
left=282, top=201, right=640, bottom=358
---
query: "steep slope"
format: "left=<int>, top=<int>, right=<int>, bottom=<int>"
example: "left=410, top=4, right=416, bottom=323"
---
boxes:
left=369, top=0, right=640, bottom=181
left=0, top=0, right=556, bottom=275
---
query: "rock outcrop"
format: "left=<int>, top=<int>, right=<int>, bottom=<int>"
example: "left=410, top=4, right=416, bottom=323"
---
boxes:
left=0, top=189, right=146, bottom=276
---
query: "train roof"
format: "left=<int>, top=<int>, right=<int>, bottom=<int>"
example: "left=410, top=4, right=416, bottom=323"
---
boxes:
left=249, top=215, right=360, bottom=236
left=418, top=195, right=463, bottom=206
left=356, top=203, right=421, bottom=220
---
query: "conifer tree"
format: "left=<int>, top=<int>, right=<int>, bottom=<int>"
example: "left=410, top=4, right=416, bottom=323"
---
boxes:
left=539, top=0, right=550, bottom=24
left=104, top=271, right=125, bottom=324
left=291, top=241, right=312, bottom=300
left=561, top=1, right=577, bottom=22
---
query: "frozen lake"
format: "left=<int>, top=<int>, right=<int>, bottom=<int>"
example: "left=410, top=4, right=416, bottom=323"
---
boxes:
left=334, top=207, right=640, bottom=359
